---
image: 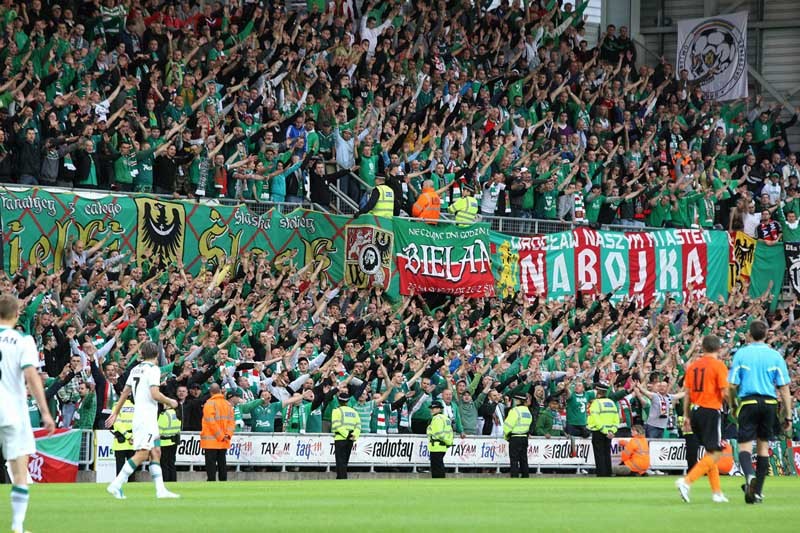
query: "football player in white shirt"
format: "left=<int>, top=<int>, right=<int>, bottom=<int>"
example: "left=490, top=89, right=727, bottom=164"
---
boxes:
left=0, top=293, right=55, bottom=533
left=105, top=341, right=179, bottom=499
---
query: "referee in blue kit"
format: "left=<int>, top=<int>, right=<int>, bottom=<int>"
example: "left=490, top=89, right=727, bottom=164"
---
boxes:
left=728, top=320, right=793, bottom=504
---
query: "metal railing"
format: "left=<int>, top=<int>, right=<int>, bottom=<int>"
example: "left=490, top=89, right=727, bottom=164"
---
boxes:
left=328, top=182, right=359, bottom=215
left=79, top=430, right=94, bottom=468
left=333, top=175, right=669, bottom=235
left=1, top=182, right=666, bottom=237
left=0, top=184, right=326, bottom=217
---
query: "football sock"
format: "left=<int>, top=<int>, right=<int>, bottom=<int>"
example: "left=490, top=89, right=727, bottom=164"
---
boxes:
left=685, top=454, right=715, bottom=484
left=112, top=458, right=137, bottom=487
left=150, top=462, right=167, bottom=493
left=738, top=450, right=755, bottom=481
left=10, top=485, right=29, bottom=531
left=754, top=455, right=769, bottom=494
left=708, top=463, right=722, bottom=493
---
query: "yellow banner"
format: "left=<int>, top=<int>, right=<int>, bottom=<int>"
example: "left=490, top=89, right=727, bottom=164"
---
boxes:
left=728, top=231, right=756, bottom=291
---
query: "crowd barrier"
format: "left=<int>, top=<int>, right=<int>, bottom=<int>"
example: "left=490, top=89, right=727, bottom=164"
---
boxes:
left=92, top=431, right=800, bottom=482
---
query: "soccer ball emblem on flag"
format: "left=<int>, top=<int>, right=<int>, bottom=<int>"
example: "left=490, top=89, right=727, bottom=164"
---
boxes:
left=677, top=12, right=748, bottom=101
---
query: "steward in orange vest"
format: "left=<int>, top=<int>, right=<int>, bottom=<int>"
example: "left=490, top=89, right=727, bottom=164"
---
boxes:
left=411, top=180, right=441, bottom=223
left=614, top=425, right=651, bottom=476
left=200, top=384, right=235, bottom=481
left=201, top=387, right=235, bottom=449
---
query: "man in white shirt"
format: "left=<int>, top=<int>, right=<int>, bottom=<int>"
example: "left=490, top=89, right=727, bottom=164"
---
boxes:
left=742, top=201, right=762, bottom=238
left=762, top=172, right=782, bottom=205
left=481, top=172, right=507, bottom=216
left=0, top=294, right=55, bottom=533
left=782, top=153, right=799, bottom=184
left=105, top=341, right=179, bottom=499
left=359, top=4, right=398, bottom=56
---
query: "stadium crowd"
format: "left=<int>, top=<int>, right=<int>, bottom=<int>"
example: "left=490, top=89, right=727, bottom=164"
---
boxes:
left=9, top=238, right=800, bottom=448
left=0, top=0, right=797, bottom=234
left=0, top=0, right=799, bottom=476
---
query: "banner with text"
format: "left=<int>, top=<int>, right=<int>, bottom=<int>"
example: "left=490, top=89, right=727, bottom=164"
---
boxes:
left=393, top=220, right=495, bottom=297
left=491, top=227, right=728, bottom=305
left=0, top=189, right=399, bottom=298
left=3, top=189, right=738, bottom=304
left=160, top=433, right=798, bottom=473
left=0, top=188, right=272, bottom=274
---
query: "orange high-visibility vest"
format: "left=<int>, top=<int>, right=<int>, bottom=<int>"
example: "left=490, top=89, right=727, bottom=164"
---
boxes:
left=412, top=187, right=441, bottom=222
left=620, top=435, right=651, bottom=474
left=200, top=393, right=235, bottom=450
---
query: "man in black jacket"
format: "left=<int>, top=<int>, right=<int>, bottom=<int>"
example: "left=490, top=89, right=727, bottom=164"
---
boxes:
left=14, top=127, right=42, bottom=185
left=73, top=138, right=105, bottom=189
left=154, top=142, right=193, bottom=195
left=177, top=383, right=208, bottom=431
left=306, top=158, right=351, bottom=208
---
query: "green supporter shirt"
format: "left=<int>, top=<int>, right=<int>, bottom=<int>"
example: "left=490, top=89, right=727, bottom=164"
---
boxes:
left=534, top=408, right=565, bottom=436
left=283, top=402, right=313, bottom=433
left=776, top=209, right=800, bottom=242
left=671, top=192, right=702, bottom=228
left=584, top=193, right=605, bottom=223
left=784, top=197, right=800, bottom=218
left=648, top=198, right=672, bottom=227
left=351, top=399, right=375, bottom=433
left=240, top=400, right=282, bottom=432
left=113, top=152, right=137, bottom=184
left=566, top=389, right=596, bottom=426
left=752, top=119, right=772, bottom=143
left=538, top=189, right=559, bottom=219
left=72, top=393, right=97, bottom=429
left=358, top=152, right=380, bottom=188
left=135, top=146, right=157, bottom=190
left=696, top=194, right=717, bottom=228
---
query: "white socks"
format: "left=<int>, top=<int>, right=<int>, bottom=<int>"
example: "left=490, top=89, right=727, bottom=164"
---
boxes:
left=111, top=458, right=137, bottom=488
left=10, top=485, right=29, bottom=531
left=150, top=462, right=167, bottom=493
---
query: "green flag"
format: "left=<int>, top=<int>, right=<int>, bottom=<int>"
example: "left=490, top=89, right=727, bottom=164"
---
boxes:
left=749, top=242, right=786, bottom=310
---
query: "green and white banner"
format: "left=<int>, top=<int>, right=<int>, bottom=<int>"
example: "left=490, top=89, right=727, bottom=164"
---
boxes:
left=0, top=188, right=398, bottom=296
left=1, top=189, right=734, bottom=305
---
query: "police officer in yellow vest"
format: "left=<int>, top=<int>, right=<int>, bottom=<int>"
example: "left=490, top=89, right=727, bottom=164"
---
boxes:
left=427, top=400, right=454, bottom=478
left=158, top=407, right=181, bottom=482
left=352, top=175, right=396, bottom=220
left=111, top=400, right=135, bottom=475
left=447, top=183, right=479, bottom=225
left=504, top=394, right=533, bottom=478
left=331, top=392, right=361, bottom=479
left=587, top=382, right=620, bottom=477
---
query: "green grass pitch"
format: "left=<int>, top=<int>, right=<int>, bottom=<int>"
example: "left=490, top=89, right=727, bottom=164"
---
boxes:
left=6, top=477, right=799, bottom=532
